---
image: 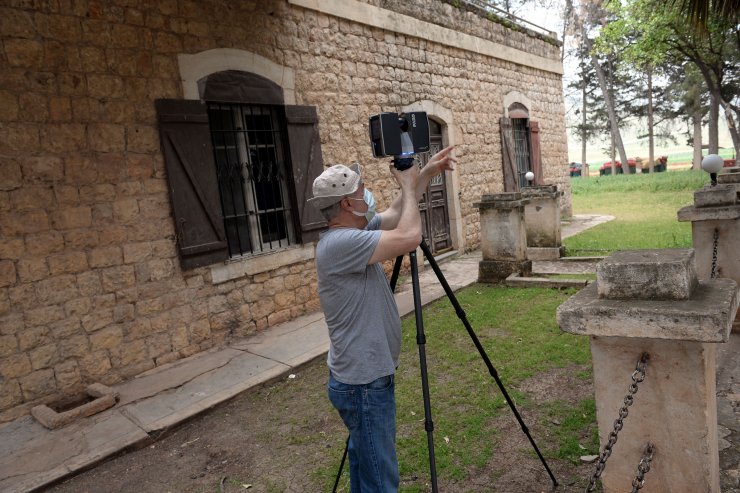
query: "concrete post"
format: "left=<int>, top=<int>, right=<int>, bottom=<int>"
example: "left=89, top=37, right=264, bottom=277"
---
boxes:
left=557, top=249, right=738, bottom=493
left=475, top=192, right=532, bottom=282
left=678, top=167, right=740, bottom=333
left=520, top=185, right=564, bottom=260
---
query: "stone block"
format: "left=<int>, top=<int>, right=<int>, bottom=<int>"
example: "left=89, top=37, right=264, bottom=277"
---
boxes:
left=10, top=186, right=55, bottom=211
left=526, top=246, right=564, bottom=261
left=1, top=210, right=49, bottom=235
left=17, top=257, right=49, bottom=282
left=18, top=325, right=51, bottom=351
left=19, top=368, right=56, bottom=400
left=4, top=39, right=43, bottom=68
left=718, top=170, right=740, bottom=184
left=100, top=265, right=135, bottom=293
left=694, top=184, right=736, bottom=207
left=50, top=206, right=92, bottom=230
left=123, top=242, right=152, bottom=263
left=48, top=251, right=88, bottom=275
left=89, top=246, right=123, bottom=268
left=0, top=238, right=24, bottom=260
left=597, top=249, right=697, bottom=300
left=113, top=197, right=139, bottom=223
left=90, top=325, right=123, bottom=350
left=558, top=278, right=738, bottom=342
left=41, top=123, right=87, bottom=153
left=0, top=353, right=31, bottom=379
left=36, top=274, right=78, bottom=304
left=54, top=359, right=81, bottom=389
left=479, top=259, right=532, bottom=283
left=29, top=344, right=58, bottom=370
left=0, top=261, right=16, bottom=287
left=22, top=156, right=65, bottom=183
left=79, top=350, right=112, bottom=377
left=0, top=334, right=18, bottom=357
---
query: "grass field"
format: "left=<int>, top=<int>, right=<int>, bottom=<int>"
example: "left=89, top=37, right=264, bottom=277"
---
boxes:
left=564, top=170, right=707, bottom=256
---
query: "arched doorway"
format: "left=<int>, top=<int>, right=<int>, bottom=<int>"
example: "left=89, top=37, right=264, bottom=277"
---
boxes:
left=418, top=119, right=451, bottom=255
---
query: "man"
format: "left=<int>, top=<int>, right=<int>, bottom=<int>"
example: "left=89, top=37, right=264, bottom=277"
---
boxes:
left=308, top=146, right=456, bottom=492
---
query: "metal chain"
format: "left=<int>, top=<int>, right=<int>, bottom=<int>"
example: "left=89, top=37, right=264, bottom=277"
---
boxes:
left=630, top=442, right=655, bottom=492
left=585, top=353, right=650, bottom=493
left=710, top=228, right=719, bottom=279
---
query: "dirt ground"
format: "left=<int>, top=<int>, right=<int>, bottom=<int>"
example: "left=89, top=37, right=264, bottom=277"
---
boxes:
left=47, top=356, right=599, bottom=493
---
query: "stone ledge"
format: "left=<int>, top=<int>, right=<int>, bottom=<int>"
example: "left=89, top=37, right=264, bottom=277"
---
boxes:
left=557, top=279, right=739, bottom=342
left=694, top=184, right=737, bottom=207
left=209, top=244, right=315, bottom=284
left=677, top=204, right=740, bottom=222
left=505, top=272, right=589, bottom=289
left=479, top=259, right=531, bottom=282
left=526, top=246, right=564, bottom=261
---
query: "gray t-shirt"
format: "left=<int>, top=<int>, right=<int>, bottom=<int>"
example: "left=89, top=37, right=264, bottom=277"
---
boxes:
left=316, top=215, right=401, bottom=385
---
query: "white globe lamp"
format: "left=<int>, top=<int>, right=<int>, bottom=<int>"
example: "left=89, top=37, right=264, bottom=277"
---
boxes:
left=525, top=171, right=535, bottom=185
left=701, top=154, right=723, bottom=186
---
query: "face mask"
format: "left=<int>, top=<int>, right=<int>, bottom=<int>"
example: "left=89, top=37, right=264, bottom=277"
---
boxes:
left=348, top=188, right=376, bottom=222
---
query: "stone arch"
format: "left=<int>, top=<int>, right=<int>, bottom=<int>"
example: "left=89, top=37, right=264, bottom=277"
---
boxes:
left=177, top=48, right=295, bottom=104
left=400, top=100, right=464, bottom=254
left=503, top=91, right=533, bottom=119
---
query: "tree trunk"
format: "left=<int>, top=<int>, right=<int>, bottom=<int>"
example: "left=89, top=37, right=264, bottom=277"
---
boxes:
left=581, top=83, right=588, bottom=176
left=709, top=92, right=719, bottom=154
left=693, top=107, right=703, bottom=170
left=720, top=99, right=740, bottom=157
left=610, top=132, right=616, bottom=174
left=647, top=68, right=654, bottom=174
left=592, top=54, right=629, bottom=174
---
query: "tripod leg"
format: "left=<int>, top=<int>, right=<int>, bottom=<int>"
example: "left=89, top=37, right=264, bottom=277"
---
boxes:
left=332, top=436, right=349, bottom=493
left=418, top=241, right=559, bottom=488
left=389, top=254, right=404, bottom=292
left=333, top=254, right=404, bottom=492
left=409, top=250, right=439, bottom=493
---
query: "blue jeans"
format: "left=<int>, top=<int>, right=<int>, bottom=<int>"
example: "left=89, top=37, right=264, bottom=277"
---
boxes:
left=328, top=373, right=399, bottom=492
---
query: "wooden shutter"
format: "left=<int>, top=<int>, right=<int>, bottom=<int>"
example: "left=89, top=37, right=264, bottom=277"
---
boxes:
left=529, top=120, right=543, bottom=185
left=285, top=105, right=327, bottom=243
left=500, top=117, right=518, bottom=192
left=156, top=99, right=228, bottom=269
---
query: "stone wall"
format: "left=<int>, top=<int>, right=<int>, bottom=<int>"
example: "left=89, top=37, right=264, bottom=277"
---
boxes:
left=0, top=0, right=569, bottom=418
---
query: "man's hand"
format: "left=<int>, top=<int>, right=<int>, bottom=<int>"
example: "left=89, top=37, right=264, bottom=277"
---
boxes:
left=425, top=145, right=457, bottom=176
left=389, top=162, right=420, bottom=192
left=415, top=146, right=457, bottom=200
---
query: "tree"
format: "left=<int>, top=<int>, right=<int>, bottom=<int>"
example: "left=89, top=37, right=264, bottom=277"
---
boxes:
left=600, top=0, right=740, bottom=157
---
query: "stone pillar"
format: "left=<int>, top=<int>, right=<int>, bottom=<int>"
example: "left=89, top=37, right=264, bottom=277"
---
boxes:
left=557, top=249, right=738, bottom=493
left=521, top=185, right=564, bottom=260
left=475, top=193, right=532, bottom=282
left=677, top=167, right=740, bottom=332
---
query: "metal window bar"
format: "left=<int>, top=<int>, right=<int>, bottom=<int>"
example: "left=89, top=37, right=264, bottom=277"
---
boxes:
left=512, top=118, right=531, bottom=189
left=207, top=102, right=294, bottom=257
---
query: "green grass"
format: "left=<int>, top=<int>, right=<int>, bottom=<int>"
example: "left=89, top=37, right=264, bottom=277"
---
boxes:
left=564, top=170, right=706, bottom=256
left=393, top=286, right=591, bottom=489
left=664, top=147, right=735, bottom=165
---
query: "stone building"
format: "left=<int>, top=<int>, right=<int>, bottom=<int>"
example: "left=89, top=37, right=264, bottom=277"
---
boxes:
left=0, top=0, right=570, bottom=419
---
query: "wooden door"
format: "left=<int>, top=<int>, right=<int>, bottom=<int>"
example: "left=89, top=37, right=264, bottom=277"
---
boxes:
left=417, top=120, right=451, bottom=255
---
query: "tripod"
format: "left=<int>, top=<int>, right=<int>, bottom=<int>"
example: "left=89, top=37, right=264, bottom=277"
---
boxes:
left=332, top=240, right=558, bottom=492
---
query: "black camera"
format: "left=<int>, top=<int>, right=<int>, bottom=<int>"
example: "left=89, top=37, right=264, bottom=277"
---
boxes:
left=369, top=112, right=430, bottom=170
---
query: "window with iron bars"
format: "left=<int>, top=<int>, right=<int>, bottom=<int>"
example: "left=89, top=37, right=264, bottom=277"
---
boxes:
left=512, top=118, right=532, bottom=189
left=207, top=102, right=296, bottom=257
